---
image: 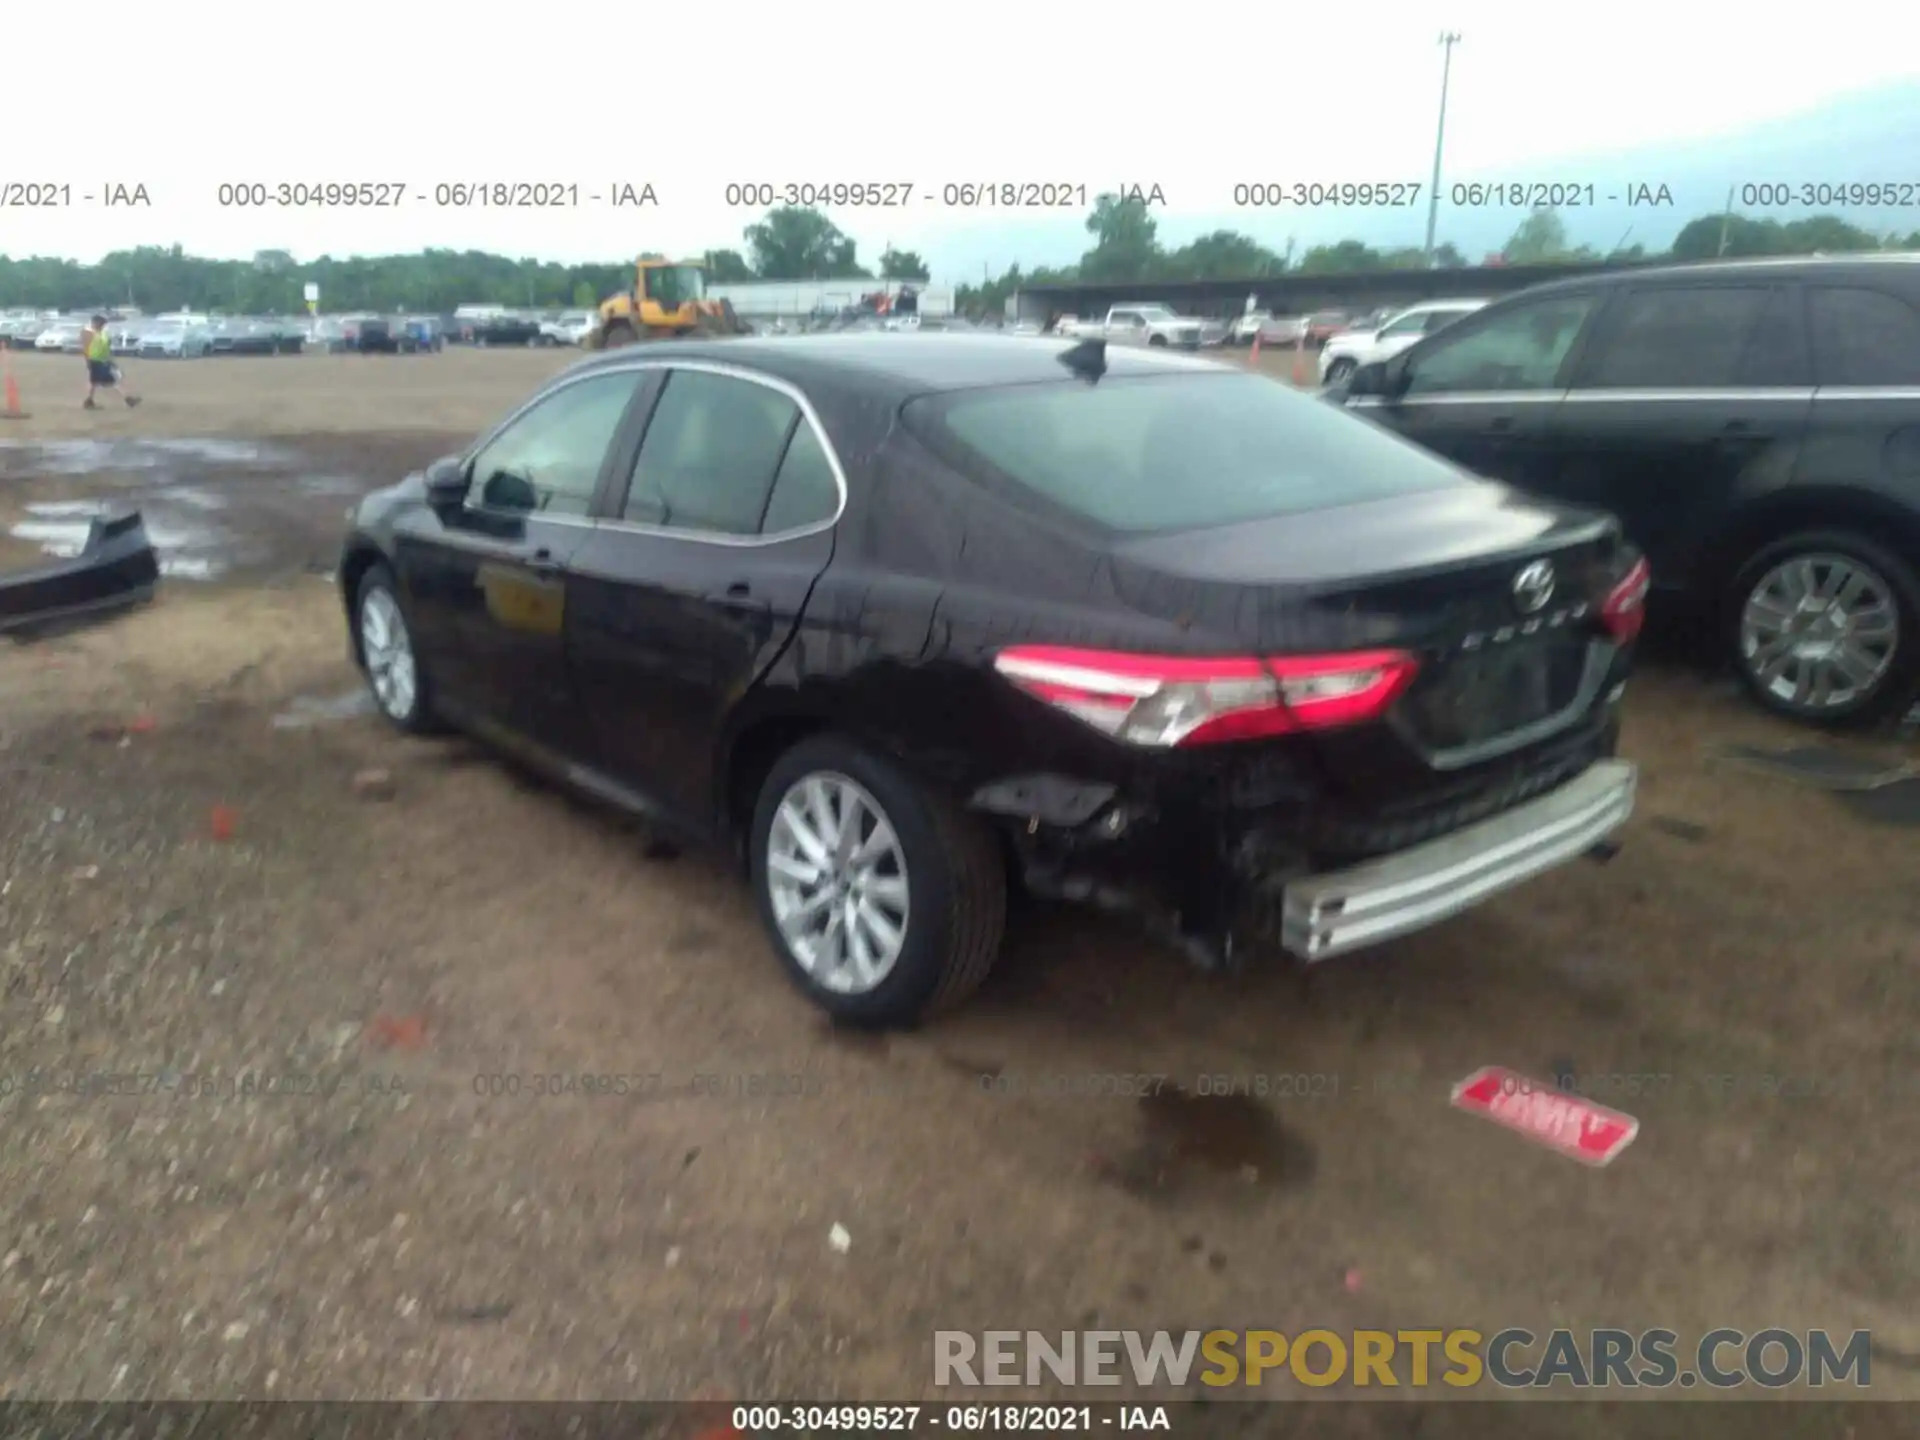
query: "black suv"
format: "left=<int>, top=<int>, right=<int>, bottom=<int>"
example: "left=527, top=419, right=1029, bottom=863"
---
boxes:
left=1330, top=256, right=1920, bottom=725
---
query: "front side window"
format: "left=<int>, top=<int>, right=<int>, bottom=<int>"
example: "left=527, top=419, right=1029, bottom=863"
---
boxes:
left=468, top=371, right=639, bottom=516
left=624, top=370, right=801, bottom=535
left=1579, top=286, right=1771, bottom=389
left=1378, top=310, right=1429, bottom=338
left=1403, top=294, right=1597, bottom=396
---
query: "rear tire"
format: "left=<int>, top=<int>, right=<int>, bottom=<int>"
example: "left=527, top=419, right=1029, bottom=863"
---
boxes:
left=749, top=735, right=1006, bottom=1027
left=1727, top=528, right=1920, bottom=726
left=602, top=320, right=637, bottom=349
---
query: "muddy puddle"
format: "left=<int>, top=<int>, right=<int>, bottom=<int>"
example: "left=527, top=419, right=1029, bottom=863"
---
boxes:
left=0, top=436, right=340, bottom=582
left=12, top=498, right=233, bottom=579
left=0, top=437, right=293, bottom=478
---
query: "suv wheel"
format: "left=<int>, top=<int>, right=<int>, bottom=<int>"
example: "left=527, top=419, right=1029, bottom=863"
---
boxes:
left=750, top=736, right=1006, bottom=1026
left=1729, top=529, right=1919, bottom=725
left=1323, top=356, right=1357, bottom=384
left=353, top=564, right=438, bottom=733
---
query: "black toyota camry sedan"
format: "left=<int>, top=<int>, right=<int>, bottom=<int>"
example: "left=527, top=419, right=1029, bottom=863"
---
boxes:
left=338, top=334, right=1647, bottom=1025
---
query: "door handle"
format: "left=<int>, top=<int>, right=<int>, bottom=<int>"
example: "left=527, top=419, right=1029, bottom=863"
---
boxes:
left=1488, top=416, right=1516, bottom=434
left=526, top=547, right=563, bottom=578
left=1722, top=419, right=1753, bottom=435
left=707, top=583, right=770, bottom=616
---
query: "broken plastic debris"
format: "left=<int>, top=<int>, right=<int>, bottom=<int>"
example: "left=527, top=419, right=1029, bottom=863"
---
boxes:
left=209, top=805, right=237, bottom=841
left=828, top=1222, right=851, bottom=1254
left=271, top=690, right=375, bottom=729
left=350, top=768, right=397, bottom=801
left=367, top=1014, right=428, bottom=1050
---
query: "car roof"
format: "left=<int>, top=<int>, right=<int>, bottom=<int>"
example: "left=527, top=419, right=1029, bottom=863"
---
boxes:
left=1510, top=253, right=1920, bottom=301
left=568, top=332, right=1229, bottom=397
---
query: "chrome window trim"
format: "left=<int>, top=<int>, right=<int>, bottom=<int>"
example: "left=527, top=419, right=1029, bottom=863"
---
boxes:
left=1347, top=386, right=1850, bottom=407
left=1559, top=388, right=1817, bottom=403
left=462, top=357, right=849, bottom=548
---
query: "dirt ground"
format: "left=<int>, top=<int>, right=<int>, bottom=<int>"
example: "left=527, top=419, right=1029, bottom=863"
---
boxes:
left=1, top=346, right=1918, bottom=1429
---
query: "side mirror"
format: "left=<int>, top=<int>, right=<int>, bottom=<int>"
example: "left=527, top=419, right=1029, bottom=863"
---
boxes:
left=1346, top=362, right=1387, bottom=398
left=423, top=454, right=469, bottom=508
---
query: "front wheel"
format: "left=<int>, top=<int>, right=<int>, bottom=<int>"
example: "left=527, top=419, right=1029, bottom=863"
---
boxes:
left=750, top=736, right=1006, bottom=1026
left=1728, top=529, right=1919, bottom=725
left=1322, top=356, right=1357, bottom=384
left=353, top=564, right=439, bottom=734
left=601, top=320, right=637, bottom=349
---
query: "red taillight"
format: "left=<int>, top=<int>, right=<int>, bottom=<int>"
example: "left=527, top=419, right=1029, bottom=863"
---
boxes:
left=992, top=645, right=1419, bottom=747
left=1601, top=557, right=1651, bottom=643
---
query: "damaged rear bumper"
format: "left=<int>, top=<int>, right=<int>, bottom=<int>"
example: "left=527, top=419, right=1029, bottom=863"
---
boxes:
left=1280, top=759, right=1637, bottom=961
left=0, top=511, right=161, bottom=637
left=981, top=742, right=1635, bottom=968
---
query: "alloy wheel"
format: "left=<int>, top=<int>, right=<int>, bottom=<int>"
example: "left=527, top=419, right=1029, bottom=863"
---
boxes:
left=359, top=586, right=418, bottom=721
left=764, top=772, right=911, bottom=995
left=1738, top=552, right=1900, bottom=714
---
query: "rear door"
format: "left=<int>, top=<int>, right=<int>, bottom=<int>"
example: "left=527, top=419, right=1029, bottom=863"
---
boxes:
left=1547, top=281, right=1810, bottom=590
left=1347, top=288, right=1602, bottom=491
left=1801, top=280, right=1920, bottom=480
left=566, top=363, right=841, bottom=831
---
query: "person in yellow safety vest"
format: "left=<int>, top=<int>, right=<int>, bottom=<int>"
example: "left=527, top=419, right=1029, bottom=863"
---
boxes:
left=83, top=314, right=140, bottom=410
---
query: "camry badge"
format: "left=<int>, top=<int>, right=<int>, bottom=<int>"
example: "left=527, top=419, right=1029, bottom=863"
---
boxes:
left=1512, top=560, right=1556, bottom=615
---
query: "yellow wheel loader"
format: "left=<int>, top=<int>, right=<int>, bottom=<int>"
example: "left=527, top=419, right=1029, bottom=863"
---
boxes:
left=584, top=258, right=750, bottom=349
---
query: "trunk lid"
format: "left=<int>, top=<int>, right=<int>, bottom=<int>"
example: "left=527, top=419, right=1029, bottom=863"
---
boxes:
left=1107, top=483, right=1627, bottom=785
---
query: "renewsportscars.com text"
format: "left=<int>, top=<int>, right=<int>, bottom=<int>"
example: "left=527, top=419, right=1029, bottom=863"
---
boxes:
left=934, top=1328, right=1873, bottom=1390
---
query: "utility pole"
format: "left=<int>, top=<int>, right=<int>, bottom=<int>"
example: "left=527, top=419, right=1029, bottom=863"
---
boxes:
left=1424, top=31, right=1462, bottom=266
left=1716, top=185, right=1735, bottom=257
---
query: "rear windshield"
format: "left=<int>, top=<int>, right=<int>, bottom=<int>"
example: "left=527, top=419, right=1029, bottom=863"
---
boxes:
left=906, top=372, right=1467, bottom=533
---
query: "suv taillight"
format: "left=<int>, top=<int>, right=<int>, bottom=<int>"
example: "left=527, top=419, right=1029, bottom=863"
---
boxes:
left=992, top=646, right=1419, bottom=747
left=1600, top=557, right=1651, bottom=643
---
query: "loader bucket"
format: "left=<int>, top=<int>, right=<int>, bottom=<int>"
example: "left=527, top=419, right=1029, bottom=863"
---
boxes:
left=691, top=300, right=748, bottom=337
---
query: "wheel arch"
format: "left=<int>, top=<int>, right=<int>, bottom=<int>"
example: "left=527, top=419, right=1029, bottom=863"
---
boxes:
left=338, top=538, right=391, bottom=665
left=1705, top=486, right=1920, bottom=618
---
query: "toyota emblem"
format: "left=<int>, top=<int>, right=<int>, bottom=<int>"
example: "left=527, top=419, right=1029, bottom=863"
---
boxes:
left=1512, top=560, right=1556, bottom=614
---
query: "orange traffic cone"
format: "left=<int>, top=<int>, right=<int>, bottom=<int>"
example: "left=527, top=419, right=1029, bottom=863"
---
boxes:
left=1, top=346, right=25, bottom=420
left=1292, top=337, right=1310, bottom=388
left=1250, top=332, right=1262, bottom=368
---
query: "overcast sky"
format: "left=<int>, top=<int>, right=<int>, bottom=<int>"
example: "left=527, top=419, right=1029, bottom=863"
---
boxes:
left=9, top=0, right=1918, bottom=278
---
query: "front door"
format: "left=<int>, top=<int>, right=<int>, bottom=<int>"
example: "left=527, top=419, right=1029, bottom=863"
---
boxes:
left=566, top=364, right=842, bottom=832
left=1349, top=289, right=1603, bottom=493
left=393, top=367, right=647, bottom=754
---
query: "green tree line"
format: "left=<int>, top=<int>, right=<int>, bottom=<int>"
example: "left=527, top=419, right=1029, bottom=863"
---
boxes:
left=3, top=200, right=1916, bottom=315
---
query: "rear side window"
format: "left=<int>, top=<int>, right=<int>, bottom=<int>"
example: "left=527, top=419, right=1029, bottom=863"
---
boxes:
left=908, top=372, right=1466, bottom=534
left=761, top=422, right=840, bottom=533
left=1808, top=286, right=1920, bottom=386
left=1580, top=286, right=1769, bottom=388
left=625, top=370, right=799, bottom=535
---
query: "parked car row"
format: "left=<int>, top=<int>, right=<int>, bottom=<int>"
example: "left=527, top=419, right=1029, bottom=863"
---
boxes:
left=0, top=306, right=596, bottom=356
left=0, top=311, right=309, bottom=357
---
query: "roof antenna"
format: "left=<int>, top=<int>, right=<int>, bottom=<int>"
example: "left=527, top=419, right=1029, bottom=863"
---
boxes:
left=1058, top=337, right=1106, bottom=383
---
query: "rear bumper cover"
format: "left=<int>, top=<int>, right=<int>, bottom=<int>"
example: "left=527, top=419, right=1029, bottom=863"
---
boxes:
left=1279, top=759, right=1636, bottom=961
left=0, top=511, right=161, bottom=638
